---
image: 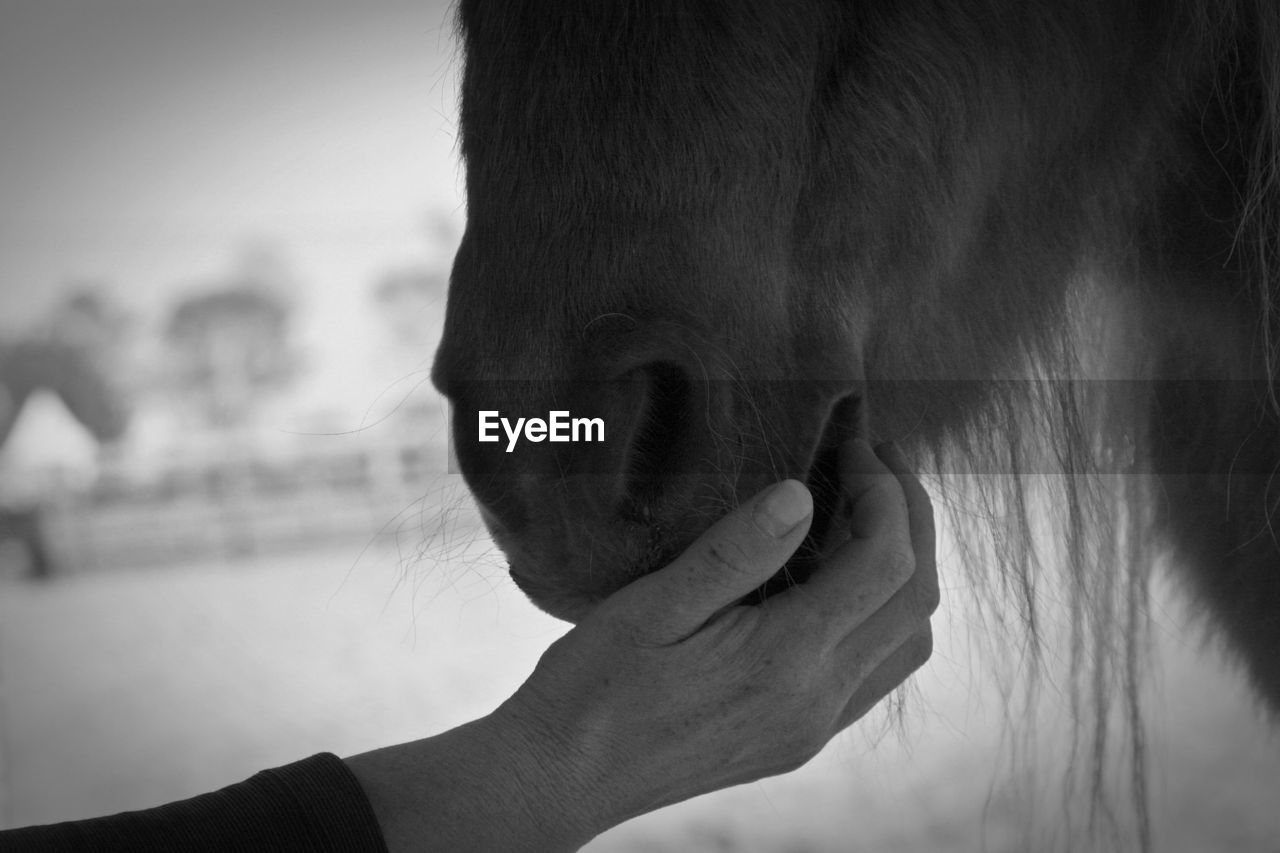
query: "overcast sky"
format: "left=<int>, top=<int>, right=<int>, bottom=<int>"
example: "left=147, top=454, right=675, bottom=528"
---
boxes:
left=0, top=0, right=462, bottom=335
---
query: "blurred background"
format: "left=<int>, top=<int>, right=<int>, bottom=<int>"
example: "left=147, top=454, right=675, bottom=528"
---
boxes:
left=0, top=2, right=1276, bottom=850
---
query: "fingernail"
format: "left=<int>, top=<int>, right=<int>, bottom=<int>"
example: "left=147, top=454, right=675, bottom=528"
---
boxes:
left=753, top=480, right=812, bottom=537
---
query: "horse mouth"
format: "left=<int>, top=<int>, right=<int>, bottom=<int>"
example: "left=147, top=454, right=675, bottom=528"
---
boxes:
left=501, top=392, right=864, bottom=622
left=508, top=569, right=604, bottom=623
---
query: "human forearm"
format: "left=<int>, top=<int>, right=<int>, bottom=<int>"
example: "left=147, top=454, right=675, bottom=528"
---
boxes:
left=344, top=710, right=604, bottom=853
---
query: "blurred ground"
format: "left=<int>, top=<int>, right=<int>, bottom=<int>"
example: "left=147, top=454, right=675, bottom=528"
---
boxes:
left=1, top=502, right=1278, bottom=852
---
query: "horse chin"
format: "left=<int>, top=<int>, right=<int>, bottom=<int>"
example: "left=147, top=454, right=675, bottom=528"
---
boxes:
left=508, top=569, right=602, bottom=623
left=491, top=391, right=866, bottom=621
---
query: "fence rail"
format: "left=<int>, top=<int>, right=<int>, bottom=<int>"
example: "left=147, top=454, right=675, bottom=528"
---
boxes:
left=2, top=441, right=482, bottom=577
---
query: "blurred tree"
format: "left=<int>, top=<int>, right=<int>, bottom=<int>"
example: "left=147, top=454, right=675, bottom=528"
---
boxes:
left=164, top=283, right=299, bottom=429
left=232, top=239, right=299, bottom=299
left=369, top=209, right=460, bottom=353
left=41, top=283, right=144, bottom=395
left=371, top=265, right=448, bottom=351
left=44, top=283, right=133, bottom=355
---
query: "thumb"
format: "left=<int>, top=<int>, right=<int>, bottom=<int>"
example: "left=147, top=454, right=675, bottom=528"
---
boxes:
left=609, top=479, right=813, bottom=644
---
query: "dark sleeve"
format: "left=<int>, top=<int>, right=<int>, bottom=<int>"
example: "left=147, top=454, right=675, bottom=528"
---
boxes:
left=0, top=753, right=389, bottom=853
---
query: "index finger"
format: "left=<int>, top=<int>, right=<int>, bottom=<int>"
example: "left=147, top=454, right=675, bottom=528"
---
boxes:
left=786, top=439, right=915, bottom=624
left=875, top=442, right=937, bottom=611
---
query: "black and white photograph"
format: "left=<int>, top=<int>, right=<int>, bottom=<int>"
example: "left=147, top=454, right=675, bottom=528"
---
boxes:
left=2, top=2, right=1279, bottom=850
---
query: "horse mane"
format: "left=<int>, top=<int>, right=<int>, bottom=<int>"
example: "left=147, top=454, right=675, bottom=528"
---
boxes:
left=1234, top=2, right=1280, bottom=395
left=913, top=2, right=1280, bottom=847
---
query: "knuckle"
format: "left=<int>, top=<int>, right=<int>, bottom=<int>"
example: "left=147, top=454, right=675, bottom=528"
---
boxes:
left=910, top=570, right=941, bottom=616
left=788, top=600, right=835, bottom=647
left=921, top=579, right=941, bottom=616
left=700, top=539, right=751, bottom=578
left=764, top=749, right=811, bottom=778
left=904, top=628, right=934, bottom=670
left=882, top=544, right=916, bottom=588
left=773, top=722, right=828, bottom=772
left=862, top=477, right=905, bottom=516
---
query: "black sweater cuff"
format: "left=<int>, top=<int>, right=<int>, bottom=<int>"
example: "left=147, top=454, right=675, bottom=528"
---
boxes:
left=1, top=753, right=389, bottom=852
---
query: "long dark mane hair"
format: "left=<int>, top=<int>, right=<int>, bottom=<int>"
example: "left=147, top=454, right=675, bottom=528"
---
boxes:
left=898, top=1, right=1280, bottom=846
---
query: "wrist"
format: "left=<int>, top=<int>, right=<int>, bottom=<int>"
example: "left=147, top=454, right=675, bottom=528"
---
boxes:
left=346, top=712, right=605, bottom=853
left=478, top=705, right=606, bottom=848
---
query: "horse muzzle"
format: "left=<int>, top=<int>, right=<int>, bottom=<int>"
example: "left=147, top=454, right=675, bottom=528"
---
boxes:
left=443, top=358, right=866, bottom=621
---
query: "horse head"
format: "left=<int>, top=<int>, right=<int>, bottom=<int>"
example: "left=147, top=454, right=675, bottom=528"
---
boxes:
left=431, top=1, right=1267, bottom=628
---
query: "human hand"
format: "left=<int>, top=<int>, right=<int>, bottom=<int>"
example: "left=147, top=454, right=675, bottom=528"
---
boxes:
left=491, top=439, right=938, bottom=846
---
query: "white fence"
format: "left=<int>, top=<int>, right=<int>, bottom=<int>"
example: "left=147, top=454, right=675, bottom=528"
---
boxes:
left=7, top=440, right=481, bottom=575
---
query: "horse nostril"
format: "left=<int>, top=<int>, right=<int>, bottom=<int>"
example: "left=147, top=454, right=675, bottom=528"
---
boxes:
left=622, top=361, right=692, bottom=505
left=803, top=393, right=862, bottom=541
